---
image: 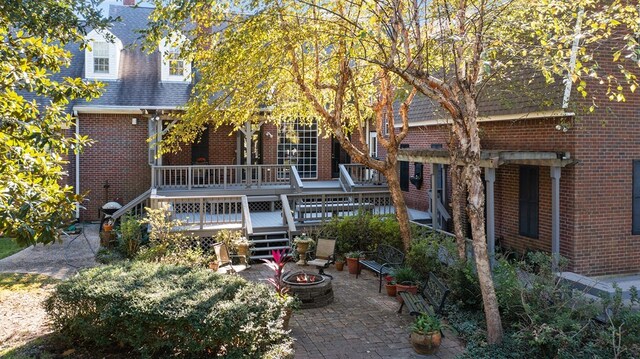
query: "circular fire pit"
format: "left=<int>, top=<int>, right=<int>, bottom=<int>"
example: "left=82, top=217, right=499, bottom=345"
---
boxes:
left=283, top=271, right=333, bottom=309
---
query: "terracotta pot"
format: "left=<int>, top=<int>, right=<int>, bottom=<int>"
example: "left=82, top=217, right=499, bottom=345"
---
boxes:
left=102, top=223, right=113, bottom=232
left=209, top=261, right=219, bottom=271
left=385, top=283, right=397, bottom=297
left=335, top=260, right=344, bottom=271
left=346, top=257, right=362, bottom=275
left=395, top=283, right=418, bottom=302
left=410, top=330, right=441, bottom=355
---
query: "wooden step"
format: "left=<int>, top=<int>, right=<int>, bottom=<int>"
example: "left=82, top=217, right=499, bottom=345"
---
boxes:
left=251, top=238, right=289, bottom=245
left=251, top=245, right=291, bottom=252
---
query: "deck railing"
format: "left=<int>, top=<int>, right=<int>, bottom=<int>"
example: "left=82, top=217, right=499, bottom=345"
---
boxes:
left=151, top=165, right=298, bottom=190
left=111, top=189, right=151, bottom=220
left=150, top=194, right=248, bottom=232
left=340, top=164, right=387, bottom=186
left=286, top=191, right=394, bottom=224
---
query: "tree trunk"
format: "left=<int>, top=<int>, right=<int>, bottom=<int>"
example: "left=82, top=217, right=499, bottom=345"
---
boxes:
left=449, top=163, right=467, bottom=260
left=383, top=166, right=412, bottom=252
left=464, top=161, right=503, bottom=344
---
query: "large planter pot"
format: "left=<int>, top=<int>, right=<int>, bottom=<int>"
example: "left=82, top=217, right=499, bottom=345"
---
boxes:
left=385, top=283, right=397, bottom=297
left=396, top=283, right=418, bottom=302
left=335, top=260, right=344, bottom=271
left=346, top=257, right=363, bottom=275
left=99, top=231, right=116, bottom=248
left=296, top=241, right=311, bottom=266
left=237, top=243, right=250, bottom=265
left=410, top=330, right=441, bottom=355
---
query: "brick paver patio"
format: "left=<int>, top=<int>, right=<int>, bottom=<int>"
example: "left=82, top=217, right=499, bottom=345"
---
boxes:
left=241, top=262, right=464, bottom=359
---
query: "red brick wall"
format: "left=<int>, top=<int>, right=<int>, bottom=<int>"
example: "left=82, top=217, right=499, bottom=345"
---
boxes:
left=75, top=114, right=151, bottom=220
left=163, top=124, right=237, bottom=165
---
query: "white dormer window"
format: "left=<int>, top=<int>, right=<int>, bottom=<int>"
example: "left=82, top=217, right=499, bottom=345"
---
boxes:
left=160, top=36, right=191, bottom=82
left=167, top=48, right=184, bottom=76
left=85, top=30, right=122, bottom=80
left=93, top=42, right=110, bottom=73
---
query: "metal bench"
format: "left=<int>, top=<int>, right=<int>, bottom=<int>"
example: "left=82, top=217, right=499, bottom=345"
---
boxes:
left=357, top=244, right=405, bottom=292
left=398, top=272, right=450, bottom=316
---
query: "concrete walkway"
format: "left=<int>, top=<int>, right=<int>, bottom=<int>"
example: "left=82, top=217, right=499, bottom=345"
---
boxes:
left=0, top=224, right=100, bottom=279
left=241, top=263, right=464, bottom=359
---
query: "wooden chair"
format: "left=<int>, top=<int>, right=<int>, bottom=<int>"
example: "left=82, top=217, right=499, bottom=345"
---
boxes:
left=307, top=238, right=336, bottom=278
left=212, top=242, right=247, bottom=274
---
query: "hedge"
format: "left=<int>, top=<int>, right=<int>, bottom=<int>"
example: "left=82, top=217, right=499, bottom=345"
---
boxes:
left=45, top=262, right=294, bottom=358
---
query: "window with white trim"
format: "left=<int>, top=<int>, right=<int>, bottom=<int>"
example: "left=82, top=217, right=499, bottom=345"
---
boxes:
left=369, top=132, right=378, bottom=158
left=278, top=120, right=318, bottom=179
left=93, top=42, right=110, bottom=73
left=84, top=30, right=122, bottom=80
left=160, top=37, right=191, bottom=82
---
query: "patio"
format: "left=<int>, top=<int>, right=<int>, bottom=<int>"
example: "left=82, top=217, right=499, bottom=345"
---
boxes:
left=240, top=263, right=464, bottom=359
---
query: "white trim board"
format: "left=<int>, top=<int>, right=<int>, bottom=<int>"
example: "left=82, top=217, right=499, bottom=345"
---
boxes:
left=396, top=110, right=574, bottom=128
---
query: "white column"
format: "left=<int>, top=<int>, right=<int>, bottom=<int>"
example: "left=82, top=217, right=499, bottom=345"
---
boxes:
left=431, top=163, right=439, bottom=231
left=485, top=167, right=496, bottom=269
left=244, top=121, right=252, bottom=166
left=550, top=166, right=561, bottom=271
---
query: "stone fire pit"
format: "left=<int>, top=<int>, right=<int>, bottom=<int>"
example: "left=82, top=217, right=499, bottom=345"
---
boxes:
left=283, top=271, right=334, bottom=309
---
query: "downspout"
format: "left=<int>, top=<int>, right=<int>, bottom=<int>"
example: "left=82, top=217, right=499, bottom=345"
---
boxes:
left=73, top=110, right=80, bottom=219
left=562, top=7, right=584, bottom=109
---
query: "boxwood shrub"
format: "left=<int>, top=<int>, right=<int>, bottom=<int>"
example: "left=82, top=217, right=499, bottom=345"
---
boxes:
left=45, top=262, right=294, bottom=358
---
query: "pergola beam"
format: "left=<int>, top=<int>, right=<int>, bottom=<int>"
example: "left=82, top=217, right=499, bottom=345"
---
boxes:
left=398, top=149, right=576, bottom=168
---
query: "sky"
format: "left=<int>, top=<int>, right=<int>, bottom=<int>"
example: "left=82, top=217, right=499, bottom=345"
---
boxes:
left=98, top=0, right=154, bottom=15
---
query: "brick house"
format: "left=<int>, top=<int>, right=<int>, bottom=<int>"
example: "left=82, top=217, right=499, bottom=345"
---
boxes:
left=389, top=61, right=640, bottom=276
left=61, top=4, right=362, bottom=221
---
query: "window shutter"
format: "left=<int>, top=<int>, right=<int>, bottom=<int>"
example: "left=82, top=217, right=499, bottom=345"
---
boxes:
left=400, top=144, right=409, bottom=191
left=519, top=166, right=539, bottom=238
left=633, top=161, right=640, bottom=234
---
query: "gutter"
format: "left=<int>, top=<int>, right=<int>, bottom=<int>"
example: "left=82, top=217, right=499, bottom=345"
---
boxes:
left=73, top=110, right=80, bottom=219
left=562, top=7, right=585, bottom=109
left=397, top=109, right=575, bottom=128
left=73, top=105, right=182, bottom=114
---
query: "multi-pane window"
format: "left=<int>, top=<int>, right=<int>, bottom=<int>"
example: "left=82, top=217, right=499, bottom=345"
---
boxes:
left=168, top=48, right=184, bottom=76
left=93, top=42, right=109, bottom=74
left=278, top=120, right=318, bottom=179
left=519, top=166, right=539, bottom=238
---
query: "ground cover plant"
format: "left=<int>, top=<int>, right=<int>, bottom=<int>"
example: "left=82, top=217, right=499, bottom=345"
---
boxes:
left=45, top=262, right=294, bottom=358
left=409, top=235, right=640, bottom=358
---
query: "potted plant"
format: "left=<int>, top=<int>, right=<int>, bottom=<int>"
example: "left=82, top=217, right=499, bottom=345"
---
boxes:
left=207, top=252, right=219, bottom=271
left=385, top=279, right=397, bottom=296
left=262, top=249, right=300, bottom=329
left=335, top=255, right=345, bottom=271
left=345, top=251, right=364, bottom=275
left=394, top=266, right=419, bottom=301
left=410, top=313, right=442, bottom=355
left=292, top=233, right=315, bottom=266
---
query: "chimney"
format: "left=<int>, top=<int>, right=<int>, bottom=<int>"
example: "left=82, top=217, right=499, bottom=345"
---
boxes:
left=123, top=0, right=135, bottom=6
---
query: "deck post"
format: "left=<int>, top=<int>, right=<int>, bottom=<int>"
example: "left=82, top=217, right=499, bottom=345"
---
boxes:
left=551, top=166, right=561, bottom=272
left=484, top=167, right=496, bottom=269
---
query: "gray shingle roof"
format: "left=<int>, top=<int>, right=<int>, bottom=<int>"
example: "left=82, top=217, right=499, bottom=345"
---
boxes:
left=31, top=5, right=192, bottom=112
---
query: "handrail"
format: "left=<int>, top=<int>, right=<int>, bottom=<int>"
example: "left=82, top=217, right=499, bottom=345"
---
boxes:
left=241, top=195, right=253, bottom=236
left=280, top=194, right=296, bottom=233
left=338, top=164, right=355, bottom=192
left=290, top=165, right=304, bottom=192
left=341, top=163, right=387, bottom=186
left=111, top=189, right=151, bottom=220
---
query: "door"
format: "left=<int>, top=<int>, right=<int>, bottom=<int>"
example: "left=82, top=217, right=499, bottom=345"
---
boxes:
left=331, top=137, right=350, bottom=178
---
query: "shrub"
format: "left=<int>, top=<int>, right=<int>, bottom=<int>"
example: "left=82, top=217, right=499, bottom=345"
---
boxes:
left=45, top=262, right=294, bottom=358
left=118, top=213, right=142, bottom=258
left=405, top=233, right=452, bottom=279
left=320, top=213, right=401, bottom=255
left=138, top=207, right=210, bottom=268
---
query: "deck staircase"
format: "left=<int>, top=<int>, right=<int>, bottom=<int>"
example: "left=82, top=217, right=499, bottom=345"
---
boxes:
left=248, top=229, right=291, bottom=261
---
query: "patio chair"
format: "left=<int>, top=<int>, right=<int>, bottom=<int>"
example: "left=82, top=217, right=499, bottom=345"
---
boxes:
left=307, top=238, right=336, bottom=278
left=212, top=242, right=248, bottom=274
